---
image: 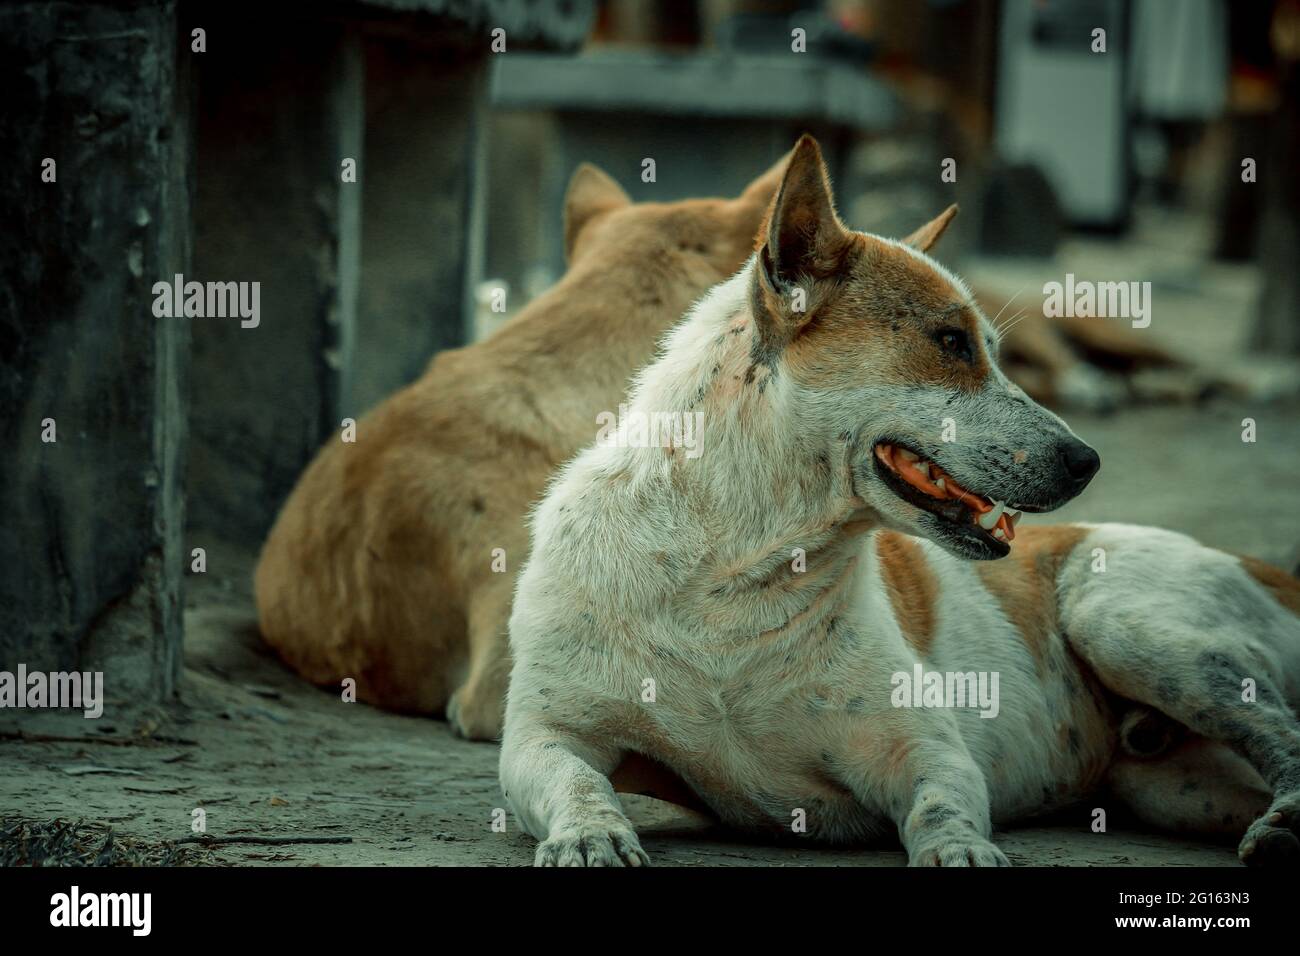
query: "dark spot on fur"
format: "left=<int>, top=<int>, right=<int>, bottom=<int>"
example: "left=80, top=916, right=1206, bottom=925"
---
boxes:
left=471, top=496, right=485, bottom=513
left=805, top=694, right=830, bottom=713
left=1156, top=675, right=1182, bottom=705
left=920, top=804, right=960, bottom=827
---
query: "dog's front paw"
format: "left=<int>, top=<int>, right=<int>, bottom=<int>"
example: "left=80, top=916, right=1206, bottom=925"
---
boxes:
left=1239, top=793, right=1300, bottom=867
left=910, top=830, right=1009, bottom=867
left=535, top=824, right=649, bottom=868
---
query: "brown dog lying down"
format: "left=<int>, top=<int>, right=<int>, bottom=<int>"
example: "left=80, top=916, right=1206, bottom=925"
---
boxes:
left=982, top=296, right=1213, bottom=412
left=254, top=156, right=787, bottom=739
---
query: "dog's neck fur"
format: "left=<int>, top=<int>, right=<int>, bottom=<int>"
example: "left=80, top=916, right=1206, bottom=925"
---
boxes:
left=601, top=261, right=879, bottom=641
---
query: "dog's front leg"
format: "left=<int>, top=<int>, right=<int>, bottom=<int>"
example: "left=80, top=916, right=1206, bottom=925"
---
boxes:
left=499, top=716, right=648, bottom=867
left=896, top=743, right=1007, bottom=867
left=845, top=726, right=1008, bottom=867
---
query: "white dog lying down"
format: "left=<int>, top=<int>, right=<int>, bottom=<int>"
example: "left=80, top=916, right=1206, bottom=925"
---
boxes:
left=499, top=136, right=1300, bottom=867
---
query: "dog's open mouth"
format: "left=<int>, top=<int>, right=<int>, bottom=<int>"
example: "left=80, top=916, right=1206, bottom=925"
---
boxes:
left=873, top=442, right=1020, bottom=551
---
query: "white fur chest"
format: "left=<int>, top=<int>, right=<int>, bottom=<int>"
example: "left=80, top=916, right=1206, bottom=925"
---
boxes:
left=509, top=540, right=899, bottom=842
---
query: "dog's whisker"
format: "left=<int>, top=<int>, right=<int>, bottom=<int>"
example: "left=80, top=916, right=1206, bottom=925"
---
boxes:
left=989, top=284, right=1028, bottom=329
left=994, top=308, right=1028, bottom=341
left=994, top=304, right=1026, bottom=333
left=999, top=310, right=1033, bottom=337
left=998, top=316, right=1029, bottom=338
left=997, top=310, right=1026, bottom=333
left=996, top=320, right=1028, bottom=343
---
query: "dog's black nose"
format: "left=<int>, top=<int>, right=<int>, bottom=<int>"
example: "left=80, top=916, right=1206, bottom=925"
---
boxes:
left=1059, top=440, right=1100, bottom=487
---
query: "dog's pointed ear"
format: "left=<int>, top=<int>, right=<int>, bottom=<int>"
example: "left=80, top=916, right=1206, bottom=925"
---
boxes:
left=758, top=135, right=850, bottom=291
left=564, top=163, right=631, bottom=263
left=903, top=204, right=958, bottom=253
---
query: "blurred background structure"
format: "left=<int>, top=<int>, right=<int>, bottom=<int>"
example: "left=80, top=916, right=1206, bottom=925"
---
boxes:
left=2, top=0, right=1299, bottom=709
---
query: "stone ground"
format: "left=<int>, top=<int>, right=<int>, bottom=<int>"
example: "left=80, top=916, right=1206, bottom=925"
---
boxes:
left=2, top=206, right=1298, bottom=867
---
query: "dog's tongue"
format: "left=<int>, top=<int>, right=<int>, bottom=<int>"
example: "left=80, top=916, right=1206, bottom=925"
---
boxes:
left=877, top=444, right=1018, bottom=542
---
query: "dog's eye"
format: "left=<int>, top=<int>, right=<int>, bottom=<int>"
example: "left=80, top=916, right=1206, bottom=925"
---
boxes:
left=934, top=328, right=973, bottom=362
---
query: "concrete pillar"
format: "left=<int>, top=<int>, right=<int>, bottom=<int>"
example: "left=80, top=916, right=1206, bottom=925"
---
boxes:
left=1251, top=67, right=1300, bottom=354
left=0, top=0, right=190, bottom=702
left=351, top=40, right=487, bottom=414
left=187, top=14, right=363, bottom=541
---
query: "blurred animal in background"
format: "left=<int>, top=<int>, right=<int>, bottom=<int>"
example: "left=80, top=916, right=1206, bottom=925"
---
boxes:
left=979, top=288, right=1289, bottom=413
left=255, top=154, right=789, bottom=740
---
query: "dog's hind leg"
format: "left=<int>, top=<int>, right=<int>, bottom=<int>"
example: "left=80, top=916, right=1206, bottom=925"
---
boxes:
left=445, top=572, right=515, bottom=741
left=1108, top=735, right=1271, bottom=840
left=1060, top=525, right=1300, bottom=865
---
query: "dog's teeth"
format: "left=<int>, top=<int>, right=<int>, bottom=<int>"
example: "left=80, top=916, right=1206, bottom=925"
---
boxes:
left=994, top=528, right=1007, bottom=541
left=899, top=449, right=919, bottom=462
left=913, top=461, right=930, bottom=478
left=978, top=501, right=1007, bottom=530
left=934, top=478, right=945, bottom=491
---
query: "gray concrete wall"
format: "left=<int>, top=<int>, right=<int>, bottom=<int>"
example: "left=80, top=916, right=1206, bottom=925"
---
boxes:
left=0, top=0, right=190, bottom=702
left=187, top=20, right=501, bottom=536
left=352, top=39, right=488, bottom=414
left=187, top=17, right=363, bottom=542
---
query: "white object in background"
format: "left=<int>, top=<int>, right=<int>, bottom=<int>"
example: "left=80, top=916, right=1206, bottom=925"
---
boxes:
left=1129, top=0, right=1227, bottom=121
left=996, top=0, right=1128, bottom=226
left=474, top=279, right=510, bottom=342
